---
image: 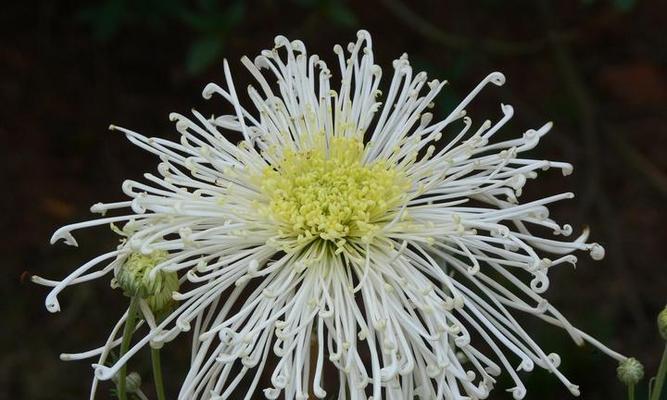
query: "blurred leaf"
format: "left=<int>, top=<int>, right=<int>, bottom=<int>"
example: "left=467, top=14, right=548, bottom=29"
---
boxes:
left=132, top=0, right=187, bottom=30
left=78, top=0, right=128, bottom=41
left=197, top=0, right=220, bottom=10
left=292, top=0, right=358, bottom=27
left=598, top=61, right=666, bottom=106
left=613, top=0, right=636, bottom=11
left=581, top=0, right=637, bottom=9
left=186, top=36, right=224, bottom=75
left=326, top=2, right=358, bottom=27
left=180, top=1, right=245, bottom=32
left=221, top=1, right=246, bottom=25
left=79, top=0, right=186, bottom=40
left=40, top=198, right=75, bottom=220
left=79, top=0, right=245, bottom=75
left=293, top=0, right=320, bottom=7
left=182, top=1, right=245, bottom=74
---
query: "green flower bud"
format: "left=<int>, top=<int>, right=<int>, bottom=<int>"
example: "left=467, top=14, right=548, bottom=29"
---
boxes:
left=658, top=305, right=667, bottom=340
left=113, top=371, right=142, bottom=393
left=617, top=357, right=644, bottom=385
left=116, top=251, right=179, bottom=314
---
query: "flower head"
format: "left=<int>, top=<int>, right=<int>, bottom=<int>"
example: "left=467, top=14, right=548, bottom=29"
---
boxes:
left=36, top=31, right=626, bottom=399
left=617, top=357, right=644, bottom=385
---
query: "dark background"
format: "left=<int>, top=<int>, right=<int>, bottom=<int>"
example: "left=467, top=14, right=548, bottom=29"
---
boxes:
left=2, top=0, right=666, bottom=399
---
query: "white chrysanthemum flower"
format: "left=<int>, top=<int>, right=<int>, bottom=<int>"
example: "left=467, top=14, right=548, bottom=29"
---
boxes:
left=36, top=30, right=627, bottom=399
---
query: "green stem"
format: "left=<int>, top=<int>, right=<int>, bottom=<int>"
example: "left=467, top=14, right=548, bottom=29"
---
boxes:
left=118, top=297, right=140, bottom=400
left=151, top=347, right=167, bottom=400
left=628, top=383, right=635, bottom=400
left=652, top=344, right=667, bottom=400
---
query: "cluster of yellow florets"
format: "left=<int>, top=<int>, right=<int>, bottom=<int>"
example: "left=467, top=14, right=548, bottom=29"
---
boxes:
left=258, top=134, right=409, bottom=248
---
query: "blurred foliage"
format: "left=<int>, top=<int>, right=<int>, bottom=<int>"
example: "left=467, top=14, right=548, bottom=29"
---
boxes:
left=293, top=0, right=358, bottom=27
left=582, top=0, right=638, bottom=11
left=78, top=0, right=186, bottom=40
left=79, top=0, right=357, bottom=74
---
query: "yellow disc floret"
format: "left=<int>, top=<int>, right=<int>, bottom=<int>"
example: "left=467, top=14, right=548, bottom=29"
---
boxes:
left=258, top=134, right=410, bottom=249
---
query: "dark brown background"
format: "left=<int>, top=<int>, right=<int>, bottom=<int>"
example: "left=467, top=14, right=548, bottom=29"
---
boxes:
left=2, top=0, right=666, bottom=399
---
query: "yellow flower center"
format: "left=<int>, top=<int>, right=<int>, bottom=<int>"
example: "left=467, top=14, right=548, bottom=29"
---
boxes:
left=258, top=134, right=410, bottom=249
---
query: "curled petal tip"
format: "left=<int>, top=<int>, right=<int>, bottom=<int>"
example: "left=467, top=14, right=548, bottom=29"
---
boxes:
left=511, top=387, right=526, bottom=400
left=263, top=388, right=280, bottom=399
left=46, top=303, right=60, bottom=313
left=202, top=83, right=218, bottom=100
left=547, top=353, right=562, bottom=368
left=590, top=243, right=605, bottom=260
left=92, top=364, right=113, bottom=381
left=50, top=230, right=78, bottom=247
left=273, top=35, right=287, bottom=47
left=89, top=203, right=104, bottom=213
left=501, top=103, right=514, bottom=115
left=561, top=163, right=574, bottom=176
left=313, top=387, right=327, bottom=398
left=518, top=359, right=534, bottom=372
left=177, top=319, right=191, bottom=332
left=488, top=71, right=506, bottom=86
left=568, top=384, right=581, bottom=396
left=45, top=297, right=61, bottom=313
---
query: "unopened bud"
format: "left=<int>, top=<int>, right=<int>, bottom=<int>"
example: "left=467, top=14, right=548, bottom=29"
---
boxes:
left=116, top=251, right=179, bottom=314
left=125, top=371, right=142, bottom=393
left=658, top=306, right=667, bottom=340
left=617, top=357, right=644, bottom=385
left=112, top=371, right=142, bottom=393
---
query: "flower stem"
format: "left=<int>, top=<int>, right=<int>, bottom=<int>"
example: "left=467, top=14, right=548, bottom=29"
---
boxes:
left=651, top=344, right=667, bottom=400
left=118, top=296, right=140, bottom=400
left=628, top=383, right=635, bottom=400
left=151, top=347, right=167, bottom=400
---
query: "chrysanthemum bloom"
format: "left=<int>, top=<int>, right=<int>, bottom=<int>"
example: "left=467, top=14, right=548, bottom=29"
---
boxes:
left=37, top=30, right=628, bottom=399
